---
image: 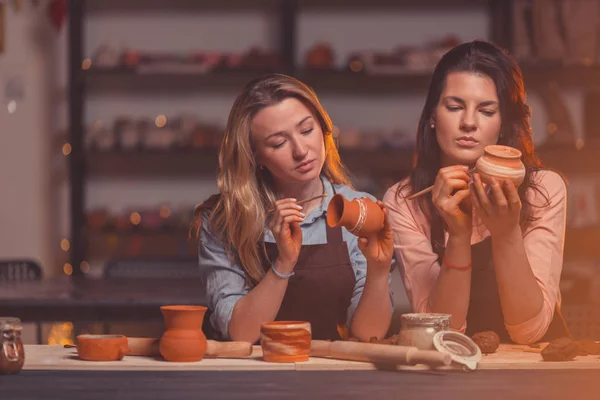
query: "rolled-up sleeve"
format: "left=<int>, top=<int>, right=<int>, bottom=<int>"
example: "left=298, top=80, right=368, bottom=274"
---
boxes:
left=198, top=215, right=250, bottom=339
left=505, top=170, right=567, bottom=344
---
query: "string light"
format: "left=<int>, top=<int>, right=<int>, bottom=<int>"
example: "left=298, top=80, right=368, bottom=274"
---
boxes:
left=155, top=115, right=167, bottom=128
left=60, top=239, right=70, bottom=251
left=80, top=261, right=90, bottom=274
left=62, top=143, right=72, bottom=156
left=63, top=263, right=73, bottom=276
left=81, top=58, right=92, bottom=70
left=130, top=212, right=141, bottom=226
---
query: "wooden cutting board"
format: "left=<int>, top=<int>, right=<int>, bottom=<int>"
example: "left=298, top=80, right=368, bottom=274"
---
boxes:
left=21, top=344, right=600, bottom=372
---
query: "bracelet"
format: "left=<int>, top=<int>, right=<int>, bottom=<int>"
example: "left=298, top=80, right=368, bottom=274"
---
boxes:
left=442, top=254, right=472, bottom=270
left=271, top=263, right=295, bottom=279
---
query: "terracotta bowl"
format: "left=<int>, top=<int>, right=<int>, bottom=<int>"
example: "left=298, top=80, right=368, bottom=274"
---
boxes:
left=76, top=334, right=129, bottom=361
left=260, top=321, right=311, bottom=363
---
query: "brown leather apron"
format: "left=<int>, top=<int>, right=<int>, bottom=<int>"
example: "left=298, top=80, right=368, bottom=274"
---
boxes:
left=465, top=238, right=569, bottom=343
left=263, top=221, right=356, bottom=341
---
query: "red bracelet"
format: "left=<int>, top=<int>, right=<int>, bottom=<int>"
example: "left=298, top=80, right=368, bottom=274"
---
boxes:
left=442, top=254, right=472, bottom=270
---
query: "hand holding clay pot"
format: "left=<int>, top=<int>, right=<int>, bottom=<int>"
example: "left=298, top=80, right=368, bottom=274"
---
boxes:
left=326, top=194, right=385, bottom=237
left=159, top=305, right=208, bottom=362
left=471, top=171, right=522, bottom=238
left=356, top=201, right=394, bottom=272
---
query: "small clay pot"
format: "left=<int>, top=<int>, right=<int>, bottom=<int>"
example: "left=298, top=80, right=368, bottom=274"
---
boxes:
left=475, top=145, right=526, bottom=187
left=159, top=305, right=208, bottom=362
left=260, top=321, right=311, bottom=363
left=326, top=194, right=384, bottom=236
left=76, top=334, right=129, bottom=361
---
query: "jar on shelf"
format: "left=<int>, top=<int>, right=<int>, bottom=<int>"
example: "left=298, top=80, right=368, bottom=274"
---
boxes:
left=0, top=317, right=25, bottom=375
left=398, top=313, right=451, bottom=350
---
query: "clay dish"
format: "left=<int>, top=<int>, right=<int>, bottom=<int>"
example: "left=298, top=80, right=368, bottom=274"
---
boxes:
left=260, top=321, right=311, bottom=363
left=76, top=334, right=129, bottom=361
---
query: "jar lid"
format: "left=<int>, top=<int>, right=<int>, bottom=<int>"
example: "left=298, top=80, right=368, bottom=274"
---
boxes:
left=432, top=331, right=481, bottom=370
left=0, top=317, right=22, bottom=330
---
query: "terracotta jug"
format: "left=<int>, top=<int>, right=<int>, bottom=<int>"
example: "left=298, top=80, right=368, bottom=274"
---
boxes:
left=159, top=305, right=207, bottom=362
left=326, top=194, right=384, bottom=236
left=475, top=145, right=526, bottom=187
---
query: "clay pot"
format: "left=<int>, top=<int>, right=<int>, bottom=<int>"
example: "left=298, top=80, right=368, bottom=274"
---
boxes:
left=76, top=334, right=129, bottom=361
left=326, top=194, right=384, bottom=236
left=260, top=321, right=311, bottom=363
left=159, top=305, right=207, bottom=362
left=475, top=145, right=526, bottom=187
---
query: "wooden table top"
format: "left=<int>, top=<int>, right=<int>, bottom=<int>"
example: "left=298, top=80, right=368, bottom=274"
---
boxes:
left=22, top=344, right=600, bottom=372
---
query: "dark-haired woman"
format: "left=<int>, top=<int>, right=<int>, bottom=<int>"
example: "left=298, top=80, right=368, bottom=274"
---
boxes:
left=383, top=40, right=568, bottom=344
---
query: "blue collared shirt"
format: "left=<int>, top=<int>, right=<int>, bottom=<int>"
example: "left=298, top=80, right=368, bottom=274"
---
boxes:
left=198, top=176, right=393, bottom=339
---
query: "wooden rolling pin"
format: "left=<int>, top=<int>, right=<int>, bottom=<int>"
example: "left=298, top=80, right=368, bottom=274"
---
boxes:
left=310, top=340, right=451, bottom=368
left=66, top=337, right=253, bottom=358
left=127, top=337, right=252, bottom=358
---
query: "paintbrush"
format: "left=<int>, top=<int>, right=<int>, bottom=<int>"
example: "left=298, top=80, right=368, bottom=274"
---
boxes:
left=267, top=193, right=328, bottom=213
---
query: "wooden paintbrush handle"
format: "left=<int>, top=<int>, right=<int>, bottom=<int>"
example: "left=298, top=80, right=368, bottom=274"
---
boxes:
left=406, top=185, right=434, bottom=200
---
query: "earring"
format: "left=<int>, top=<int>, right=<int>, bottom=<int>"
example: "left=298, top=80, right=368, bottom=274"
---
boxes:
left=430, top=123, right=435, bottom=129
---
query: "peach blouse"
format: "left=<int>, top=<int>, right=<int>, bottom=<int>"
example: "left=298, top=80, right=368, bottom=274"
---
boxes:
left=383, top=170, right=567, bottom=344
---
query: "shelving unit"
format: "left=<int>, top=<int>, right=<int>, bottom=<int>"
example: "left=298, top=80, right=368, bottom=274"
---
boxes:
left=68, top=0, right=600, bottom=278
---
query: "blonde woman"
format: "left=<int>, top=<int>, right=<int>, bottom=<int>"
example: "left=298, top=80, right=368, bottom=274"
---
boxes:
left=194, top=74, right=393, bottom=343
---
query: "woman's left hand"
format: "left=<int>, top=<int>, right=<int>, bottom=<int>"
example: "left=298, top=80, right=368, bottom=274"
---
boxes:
left=471, top=173, right=521, bottom=238
left=358, top=201, right=394, bottom=273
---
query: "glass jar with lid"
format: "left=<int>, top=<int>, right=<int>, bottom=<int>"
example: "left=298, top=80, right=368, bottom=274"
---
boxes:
left=0, top=317, right=25, bottom=375
left=398, top=313, right=451, bottom=350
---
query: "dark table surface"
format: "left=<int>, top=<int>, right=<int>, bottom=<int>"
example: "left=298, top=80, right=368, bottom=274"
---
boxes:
left=1, top=369, right=598, bottom=400
left=0, top=276, right=206, bottom=322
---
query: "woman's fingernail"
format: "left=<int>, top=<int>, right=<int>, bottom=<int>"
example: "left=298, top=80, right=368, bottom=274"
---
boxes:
left=299, top=212, right=306, bottom=218
left=296, top=205, right=303, bottom=210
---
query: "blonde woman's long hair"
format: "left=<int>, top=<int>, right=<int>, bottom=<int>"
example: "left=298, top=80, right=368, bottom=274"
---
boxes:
left=192, top=73, right=352, bottom=286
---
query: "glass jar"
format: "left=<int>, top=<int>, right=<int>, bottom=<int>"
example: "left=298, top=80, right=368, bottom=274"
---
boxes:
left=398, top=313, right=451, bottom=350
left=0, top=317, right=25, bottom=375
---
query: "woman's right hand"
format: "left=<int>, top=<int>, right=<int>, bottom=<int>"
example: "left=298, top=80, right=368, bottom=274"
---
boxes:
left=431, top=165, right=472, bottom=237
left=268, top=198, right=305, bottom=274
